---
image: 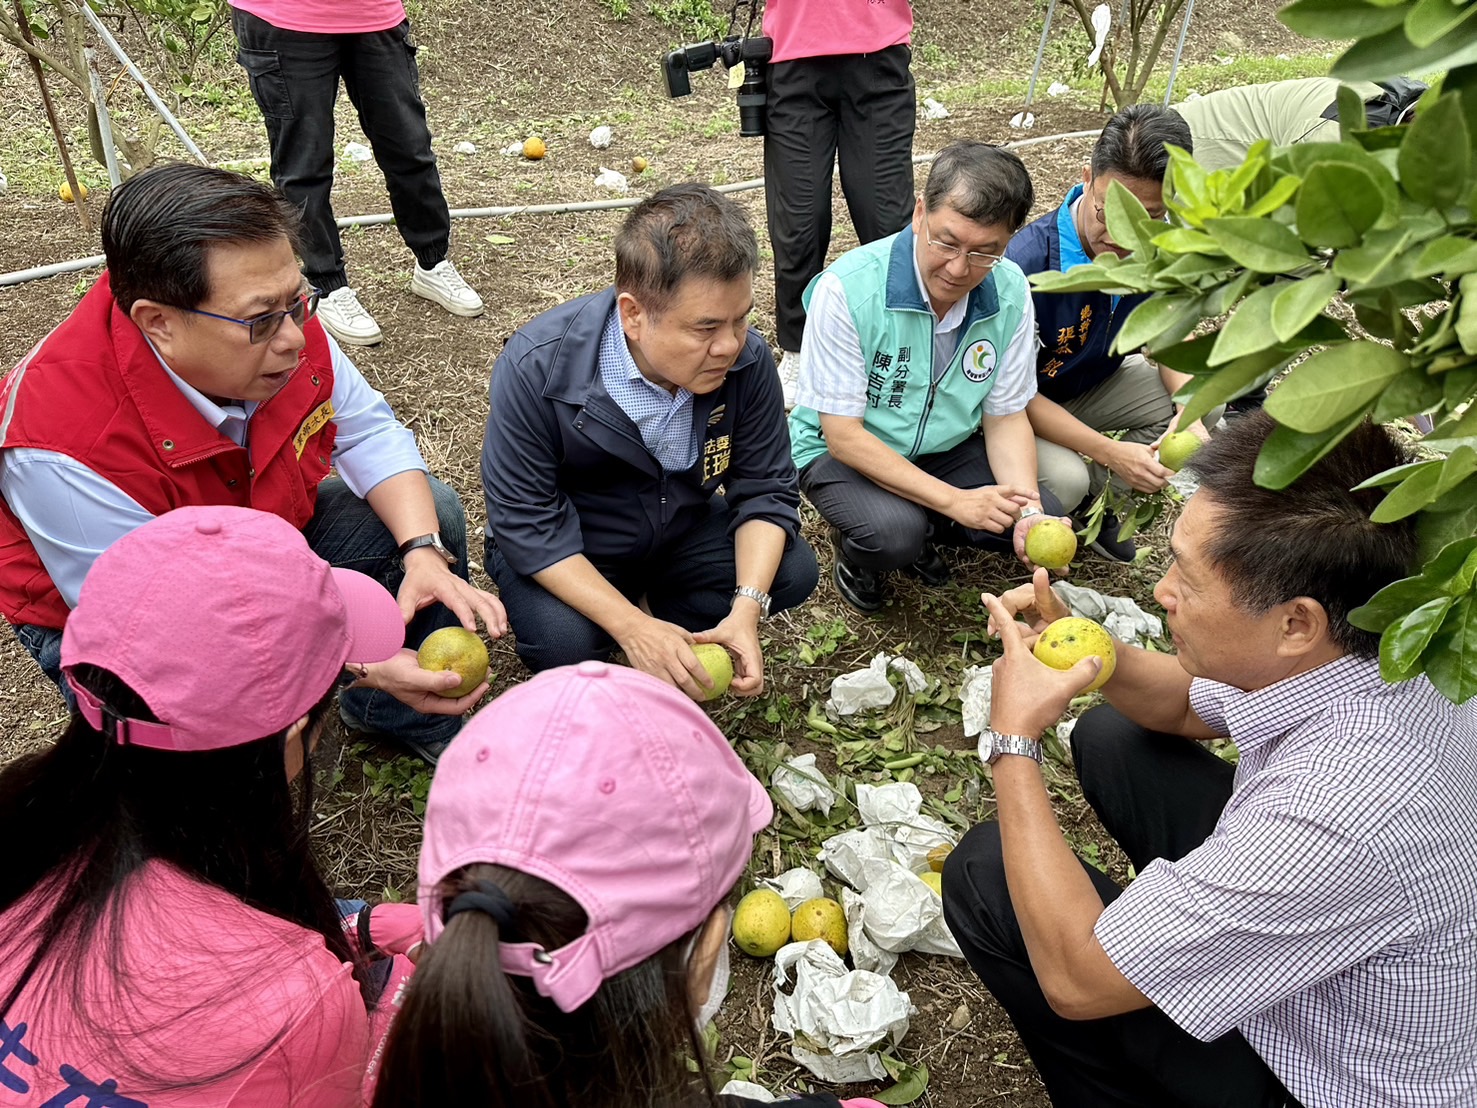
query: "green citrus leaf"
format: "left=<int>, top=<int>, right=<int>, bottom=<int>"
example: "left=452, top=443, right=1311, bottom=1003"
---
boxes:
left=1104, top=179, right=1155, bottom=258
left=1351, top=575, right=1450, bottom=633
left=1296, top=162, right=1387, bottom=248
left=1279, top=0, right=1413, bottom=39
left=1204, top=217, right=1312, bottom=273
left=1263, top=342, right=1407, bottom=432
left=1405, top=0, right=1477, bottom=49
left=1176, top=348, right=1293, bottom=429
left=1244, top=174, right=1304, bottom=218
left=1372, top=367, right=1445, bottom=421
left=1271, top=272, right=1342, bottom=342
left=1333, top=23, right=1477, bottom=81
left=1254, top=408, right=1371, bottom=490
left=1379, top=595, right=1453, bottom=681
left=1209, top=282, right=1286, bottom=366
left=1411, top=235, right=1477, bottom=278
left=1371, top=462, right=1446, bottom=522
left=1424, top=594, right=1477, bottom=704
left=1399, top=93, right=1471, bottom=209
left=1113, top=294, right=1201, bottom=355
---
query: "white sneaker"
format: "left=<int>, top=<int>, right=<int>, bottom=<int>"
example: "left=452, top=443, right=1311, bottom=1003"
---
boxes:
left=777, top=349, right=801, bottom=411
left=316, top=287, right=383, bottom=346
left=411, top=259, right=484, bottom=317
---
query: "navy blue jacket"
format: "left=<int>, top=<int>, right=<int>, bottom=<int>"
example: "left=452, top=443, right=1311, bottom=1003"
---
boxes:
left=482, top=288, right=802, bottom=576
left=1005, top=194, right=1150, bottom=403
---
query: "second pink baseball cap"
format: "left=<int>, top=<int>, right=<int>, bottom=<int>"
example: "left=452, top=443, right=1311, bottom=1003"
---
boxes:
left=419, top=661, right=774, bottom=1012
left=61, top=505, right=406, bottom=752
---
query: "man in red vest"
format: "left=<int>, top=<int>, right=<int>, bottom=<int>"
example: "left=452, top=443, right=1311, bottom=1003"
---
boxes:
left=0, top=163, right=506, bottom=763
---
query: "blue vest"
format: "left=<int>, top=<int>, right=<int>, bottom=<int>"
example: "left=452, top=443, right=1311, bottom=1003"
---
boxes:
left=789, top=229, right=1029, bottom=469
left=1005, top=184, right=1149, bottom=403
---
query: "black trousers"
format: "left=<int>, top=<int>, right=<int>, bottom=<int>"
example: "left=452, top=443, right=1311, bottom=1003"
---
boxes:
left=799, top=434, right=1065, bottom=573
left=764, top=45, right=916, bottom=352
left=941, top=705, right=1300, bottom=1108
left=486, top=496, right=820, bottom=674
left=232, top=10, right=452, bottom=292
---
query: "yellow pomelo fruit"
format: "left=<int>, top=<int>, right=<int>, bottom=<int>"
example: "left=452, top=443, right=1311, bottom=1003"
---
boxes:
left=58, top=180, right=88, bottom=203
left=732, top=888, right=790, bottom=957
left=1158, top=430, right=1203, bottom=472
left=522, top=136, right=547, bottom=159
left=790, top=897, right=847, bottom=957
left=927, top=844, right=952, bottom=873
left=415, top=626, right=489, bottom=698
left=631, top=156, right=649, bottom=173
left=691, top=642, right=733, bottom=701
left=919, top=871, right=943, bottom=896
left=1024, top=518, right=1078, bottom=570
left=1033, top=616, right=1116, bottom=693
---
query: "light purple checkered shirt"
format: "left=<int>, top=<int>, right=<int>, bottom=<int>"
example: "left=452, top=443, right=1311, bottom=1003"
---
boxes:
left=1096, top=655, right=1477, bottom=1108
left=597, top=307, right=698, bottom=472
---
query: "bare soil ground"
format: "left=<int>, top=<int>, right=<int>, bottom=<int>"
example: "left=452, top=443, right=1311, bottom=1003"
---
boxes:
left=0, top=2, right=1312, bottom=1104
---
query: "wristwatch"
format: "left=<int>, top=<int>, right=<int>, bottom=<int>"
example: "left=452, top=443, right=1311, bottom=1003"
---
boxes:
left=978, top=729, right=1043, bottom=765
left=732, top=585, right=772, bottom=618
left=1018, top=504, right=1043, bottom=521
left=397, top=532, right=457, bottom=567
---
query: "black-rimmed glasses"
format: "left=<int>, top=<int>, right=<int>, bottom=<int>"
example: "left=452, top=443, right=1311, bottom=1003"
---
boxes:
left=182, top=289, right=321, bottom=344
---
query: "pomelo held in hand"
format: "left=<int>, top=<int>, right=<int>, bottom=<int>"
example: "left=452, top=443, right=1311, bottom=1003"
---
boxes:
left=1157, top=430, right=1203, bottom=472
left=732, top=888, right=790, bottom=957
left=790, top=897, right=848, bottom=957
left=1033, top=616, right=1116, bottom=693
left=415, top=626, right=489, bottom=698
left=1024, top=518, right=1078, bottom=570
left=691, top=642, right=733, bottom=701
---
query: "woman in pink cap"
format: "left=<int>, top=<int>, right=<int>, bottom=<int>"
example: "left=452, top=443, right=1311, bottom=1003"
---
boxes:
left=370, top=661, right=884, bottom=1108
left=0, top=506, right=423, bottom=1107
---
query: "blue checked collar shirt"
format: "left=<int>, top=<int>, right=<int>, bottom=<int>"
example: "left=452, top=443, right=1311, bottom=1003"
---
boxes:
left=1095, top=654, right=1477, bottom=1108
left=597, top=307, right=698, bottom=473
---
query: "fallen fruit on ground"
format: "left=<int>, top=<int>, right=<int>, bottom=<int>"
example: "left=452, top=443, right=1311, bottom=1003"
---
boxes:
left=415, top=626, right=489, bottom=697
left=522, top=136, right=547, bottom=159
left=732, top=888, right=790, bottom=957
left=1024, top=517, right=1077, bottom=570
left=790, top=897, right=848, bottom=956
left=927, top=844, right=952, bottom=873
left=919, top=871, right=943, bottom=896
left=1033, top=616, right=1116, bottom=692
left=59, top=180, right=88, bottom=203
left=691, top=642, right=733, bottom=701
left=631, top=156, right=649, bottom=173
left=1157, top=430, right=1203, bottom=472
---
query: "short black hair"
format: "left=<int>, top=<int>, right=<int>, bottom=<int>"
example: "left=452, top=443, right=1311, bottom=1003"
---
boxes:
left=613, top=183, right=757, bottom=315
left=1090, top=103, right=1194, bottom=182
left=101, top=162, right=301, bottom=313
left=923, top=141, right=1034, bottom=231
left=1185, top=410, right=1419, bottom=658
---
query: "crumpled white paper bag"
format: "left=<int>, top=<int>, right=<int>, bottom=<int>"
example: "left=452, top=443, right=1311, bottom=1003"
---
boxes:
left=772, top=753, right=837, bottom=815
left=1055, top=582, right=1163, bottom=645
left=719, top=1081, right=776, bottom=1102
left=772, top=940, right=913, bottom=1083
left=761, top=866, right=825, bottom=910
left=594, top=166, right=629, bottom=191
left=828, top=652, right=927, bottom=716
left=959, top=664, right=993, bottom=738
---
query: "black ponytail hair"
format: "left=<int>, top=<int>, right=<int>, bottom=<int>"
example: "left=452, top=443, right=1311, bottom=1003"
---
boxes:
left=372, top=863, right=720, bottom=1108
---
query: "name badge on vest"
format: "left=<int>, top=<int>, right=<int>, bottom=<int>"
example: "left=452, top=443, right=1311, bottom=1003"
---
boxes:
left=293, top=400, right=335, bottom=459
left=963, top=340, right=998, bottom=384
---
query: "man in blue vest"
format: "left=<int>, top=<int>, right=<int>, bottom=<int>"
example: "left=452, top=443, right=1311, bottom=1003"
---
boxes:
left=1007, top=104, right=1214, bottom=562
left=789, top=141, right=1065, bottom=613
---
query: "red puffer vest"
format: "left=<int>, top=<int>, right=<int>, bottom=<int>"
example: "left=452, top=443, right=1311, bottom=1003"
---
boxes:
left=0, top=272, right=338, bottom=629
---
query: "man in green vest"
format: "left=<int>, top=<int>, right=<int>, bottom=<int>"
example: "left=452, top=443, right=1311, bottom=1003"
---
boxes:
left=789, top=140, right=1066, bottom=613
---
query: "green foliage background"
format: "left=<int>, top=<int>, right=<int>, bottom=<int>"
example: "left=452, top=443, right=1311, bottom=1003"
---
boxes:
left=1033, top=0, right=1477, bottom=703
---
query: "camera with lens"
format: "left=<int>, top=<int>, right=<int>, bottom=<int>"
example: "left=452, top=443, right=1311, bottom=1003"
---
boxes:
left=663, top=33, right=774, bottom=138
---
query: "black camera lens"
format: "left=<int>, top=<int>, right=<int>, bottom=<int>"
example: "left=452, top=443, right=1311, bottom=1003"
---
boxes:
left=737, top=83, right=766, bottom=138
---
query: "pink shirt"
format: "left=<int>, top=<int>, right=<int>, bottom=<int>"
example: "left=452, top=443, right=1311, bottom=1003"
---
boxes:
left=228, top=0, right=406, bottom=34
left=0, top=863, right=416, bottom=1108
left=761, top=0, right=912, bottom=64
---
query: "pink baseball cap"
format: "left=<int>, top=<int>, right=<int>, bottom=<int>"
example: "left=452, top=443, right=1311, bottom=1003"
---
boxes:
left=60, top=505, right=406, bottom=752
left=419, top=661, right=773, bottom=1012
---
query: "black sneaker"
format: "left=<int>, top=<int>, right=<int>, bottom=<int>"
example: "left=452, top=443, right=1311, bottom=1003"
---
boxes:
left=832, top=543, right=885, bottom=613
left=903, top=543, right=952, bottom=588
left=1087, top=511, right=1138, bottom=563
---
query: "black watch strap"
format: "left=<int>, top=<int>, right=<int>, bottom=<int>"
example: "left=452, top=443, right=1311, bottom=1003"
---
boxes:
left=397, top=532, right=456, bottom=566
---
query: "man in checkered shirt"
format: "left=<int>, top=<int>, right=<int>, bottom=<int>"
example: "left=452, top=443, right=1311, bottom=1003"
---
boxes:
left=944, top=410, right=1477, bottom=1107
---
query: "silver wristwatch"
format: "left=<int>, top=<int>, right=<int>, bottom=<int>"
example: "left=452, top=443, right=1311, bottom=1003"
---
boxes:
left=979, top=730, right=1042, bottom=765
left=732, top=585, right=772, bottom=618
left=1018, top=504, right=1043, bottom=521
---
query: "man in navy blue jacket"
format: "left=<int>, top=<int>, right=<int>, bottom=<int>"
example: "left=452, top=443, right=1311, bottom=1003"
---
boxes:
left=1007, top=105, right=1213, bottom=561
left=481, top=185, right=818, bottom=700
